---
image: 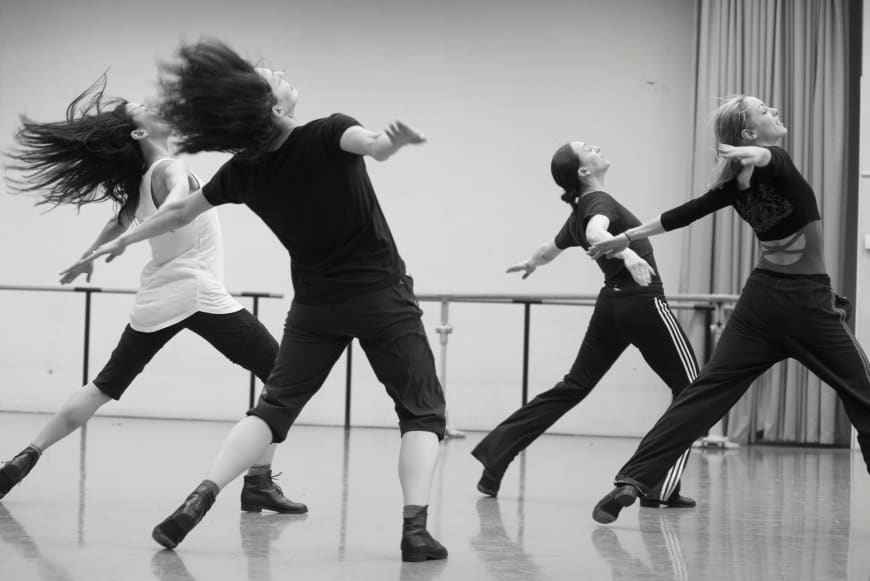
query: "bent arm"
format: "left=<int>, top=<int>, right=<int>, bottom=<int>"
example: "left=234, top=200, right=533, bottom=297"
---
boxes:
left=718, top=144, right=772, bottom=167
left=339, top=122, right=426, bottom=161
left=585, top=214, right=654, bottom=261
left=586, top=216, right=666, bottom=260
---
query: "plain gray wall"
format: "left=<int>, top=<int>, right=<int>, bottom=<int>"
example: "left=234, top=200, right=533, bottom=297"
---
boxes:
left=0, top=0, right=700, bottom=436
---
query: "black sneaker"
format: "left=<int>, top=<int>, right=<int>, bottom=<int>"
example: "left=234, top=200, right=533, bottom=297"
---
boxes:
left=592, top=484, right=639, bottom=524
left=476, top=468, right=502, bottom=498
left=640, top=492, right=696, bottom=508
left=0, top=447, right=40, bottom=499
left=152, top=482, right=217, bottom=549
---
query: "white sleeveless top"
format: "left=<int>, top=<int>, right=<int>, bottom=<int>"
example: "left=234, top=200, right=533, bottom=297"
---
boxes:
left=129, top=158, right=242, bottom=332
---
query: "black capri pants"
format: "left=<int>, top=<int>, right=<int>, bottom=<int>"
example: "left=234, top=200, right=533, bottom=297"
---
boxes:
left=93, top=309, right=279, bottom=399
left=615, top=269, right=870, bottom=494
left=249, top=275, right=446, bottom=443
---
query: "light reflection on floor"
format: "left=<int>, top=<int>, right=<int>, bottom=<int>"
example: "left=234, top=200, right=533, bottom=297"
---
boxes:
left=0, top=412, right=868, bottom=580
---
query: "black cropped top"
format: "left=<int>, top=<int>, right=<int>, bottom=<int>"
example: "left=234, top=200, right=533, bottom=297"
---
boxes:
left=660, top=146, right=820, bottom=241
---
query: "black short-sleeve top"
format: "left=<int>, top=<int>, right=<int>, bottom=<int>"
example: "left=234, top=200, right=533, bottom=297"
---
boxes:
left=555, top=190, right=662, bottom=288
left=660, top=146, right=820, bottom=241
left=202, top=113, right=405, bottom=304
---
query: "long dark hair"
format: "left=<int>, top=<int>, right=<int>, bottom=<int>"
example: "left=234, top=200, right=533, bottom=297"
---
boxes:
left=6, top=73, right=144, bottom=221
left=551, top=143, right=582, bottom=208
left=159, top=39, right=280, bottom=155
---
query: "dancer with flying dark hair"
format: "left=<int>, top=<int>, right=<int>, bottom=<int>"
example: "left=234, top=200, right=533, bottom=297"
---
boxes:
left=588, top=95, right=868, bottom=524
left=1, top=75, right=306, bottom=515
left=472, top=141, right=699, bottom=508
left=74, top=40, right=447, bottom=561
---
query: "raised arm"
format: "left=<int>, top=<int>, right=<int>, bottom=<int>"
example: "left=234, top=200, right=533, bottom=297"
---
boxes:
left=717, top=144, right=771, bottom=167
left=59, top=212, right=134, bottom=284
left=339, top=121, right=426, bottom=161
left=506, top=240, right=563, bottom=279
left=585, top=215, right=655, bottom=286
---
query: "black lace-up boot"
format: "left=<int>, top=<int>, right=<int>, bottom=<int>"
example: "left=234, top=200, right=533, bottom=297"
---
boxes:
left=0, top=446, right=40, bottom=499
left=152, top=481, right=218, bottom=549
left=401, top=506, right=448, bottom=562
left=240, top=470, right=308, bottom=514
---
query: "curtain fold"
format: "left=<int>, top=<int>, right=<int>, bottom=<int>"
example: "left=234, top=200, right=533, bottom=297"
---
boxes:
left=681, top=0, right=854, bottom=445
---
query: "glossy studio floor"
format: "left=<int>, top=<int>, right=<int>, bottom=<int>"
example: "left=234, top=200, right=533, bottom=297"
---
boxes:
left=1, top=411, right=868, bottom=581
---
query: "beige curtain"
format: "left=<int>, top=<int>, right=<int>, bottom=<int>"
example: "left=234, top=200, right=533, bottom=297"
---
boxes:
left=680, top=0, right=854, bottom=444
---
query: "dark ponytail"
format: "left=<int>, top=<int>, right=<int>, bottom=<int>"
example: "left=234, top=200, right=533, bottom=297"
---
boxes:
left=551, top=143, right=581, bottom=209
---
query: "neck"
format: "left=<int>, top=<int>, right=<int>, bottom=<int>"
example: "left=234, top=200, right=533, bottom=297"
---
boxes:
left=267, top=116, right=301, bottom=151
left=139, top=139, right=172, bottom=165
left=579, top=176, right=605, bottom=195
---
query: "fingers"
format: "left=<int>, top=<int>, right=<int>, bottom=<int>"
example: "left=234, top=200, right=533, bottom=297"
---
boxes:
left=388, top=121, right=426, bottom=144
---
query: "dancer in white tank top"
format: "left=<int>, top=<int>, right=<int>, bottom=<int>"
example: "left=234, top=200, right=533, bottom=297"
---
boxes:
left=0, top=75, right=306, bottom=515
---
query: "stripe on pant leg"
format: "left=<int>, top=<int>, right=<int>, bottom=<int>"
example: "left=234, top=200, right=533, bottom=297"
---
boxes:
left=653, top=298, right=698, bottom=500
left=653, top=297, right=699, bottom=382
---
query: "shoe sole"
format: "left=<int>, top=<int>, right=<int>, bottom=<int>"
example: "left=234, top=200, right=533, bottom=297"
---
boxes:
left=152, top=527, right=179, bottom=550
left=639, top=501, right=696, bottom=508
left=401, top=550, right=448, bottom=562
left=476, top=481, right=498, bottom=498
left=241, top=504, right=308, bottom=514
left=592, top=486, right=638, bottom=524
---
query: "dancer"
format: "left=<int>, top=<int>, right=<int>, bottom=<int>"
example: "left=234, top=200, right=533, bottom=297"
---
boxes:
left=72, top=40, right=447, bottom=561
left=1, top=76, right=306, bottom=515
left=471, top=141, right=699, bottom=507
left=588, top=95, right=866, bottom=523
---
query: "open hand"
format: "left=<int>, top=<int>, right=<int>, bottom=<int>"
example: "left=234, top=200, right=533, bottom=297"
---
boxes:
left=58, top=239, right=127, bottom=283
left=59, top=259, right=94, bottom=285
left=386, top=121, right=426, bottom=146
left=506, top=260, right=535, bottom=279
left=717, top=144, right=755, bottom=165
left=622, top=253, right=655, bottom=286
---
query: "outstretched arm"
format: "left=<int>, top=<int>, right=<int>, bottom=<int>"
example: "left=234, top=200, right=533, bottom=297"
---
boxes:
left=585, top=215, right=655, bottom=286
left=58, top=189, right=214, bottom=279
left=586, top=216, right=666, bottom=260
left=339, top=122, right=426, bottom=161
left=506, top=240, right=563, bottom=279
left=59, top=212, right=134, bottom=284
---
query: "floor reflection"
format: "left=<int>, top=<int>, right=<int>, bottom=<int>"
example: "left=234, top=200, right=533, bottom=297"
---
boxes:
left=470, top=497, right=545, bottom=581
left=0, top=504, right=75, bottom=581
left=0, top=413, right=867, bottom=581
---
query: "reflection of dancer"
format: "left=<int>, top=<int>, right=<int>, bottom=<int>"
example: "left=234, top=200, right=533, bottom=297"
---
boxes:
left=240, top=512, right=304, bottom=581
left=591, top=510, right=688, bottom=581
left=470, top=498, right=544, bottom=581
left=472, top=141, right=698, bottom=508
left=77, top=40, right=447, bottom=561
left=0, top=504, right=75, bottom=581
left=590, top=95, right=868, bottom=524
left=0, top=76, right=304, bottom=515
left=151, top=550, right=197, bottom=581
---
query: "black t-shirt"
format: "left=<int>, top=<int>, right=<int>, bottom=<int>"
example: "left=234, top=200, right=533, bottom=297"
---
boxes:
left=554, top=190, right=662, bottom=288
left=202, top=113, right=405, bottom=304
left=660, top=146, right=821, bottom=240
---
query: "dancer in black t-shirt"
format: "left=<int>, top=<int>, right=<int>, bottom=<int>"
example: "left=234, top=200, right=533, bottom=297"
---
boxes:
left=73, top=39, right=446, bottom=562
left=472, top=141, right=699, bottom=508
left=588, top=95, right=868, bottom=524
